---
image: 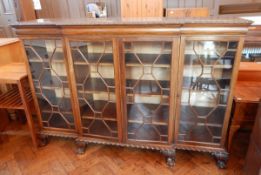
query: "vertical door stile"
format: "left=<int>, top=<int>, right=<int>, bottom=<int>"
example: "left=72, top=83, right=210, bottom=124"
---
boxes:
left=113, top=38, right=124, bottom=143
left=119, top=38, right=128, bottom=143
left=168, top=37, right=180, bottom=144
left=174, top=36, right=186, bottom=144
left=63, top=37, right=83, bottom=136
left=220, top=36, right=245, bottom=147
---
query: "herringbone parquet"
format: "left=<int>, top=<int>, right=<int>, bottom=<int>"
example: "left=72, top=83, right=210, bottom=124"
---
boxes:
left=0, top=123, right=250, bottom=175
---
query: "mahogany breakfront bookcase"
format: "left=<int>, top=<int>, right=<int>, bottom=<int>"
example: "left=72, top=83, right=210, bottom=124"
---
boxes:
left=12, top=18, right=251, bottom=168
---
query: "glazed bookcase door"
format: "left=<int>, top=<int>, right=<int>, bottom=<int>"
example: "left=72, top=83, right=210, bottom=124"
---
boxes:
left=122, top=40, right=173, bottom=144
left=69, top=40, right=119, bottom=140
left=176, top=37, right=240, bottom=147
left=24, top=39, right=75, bottom=131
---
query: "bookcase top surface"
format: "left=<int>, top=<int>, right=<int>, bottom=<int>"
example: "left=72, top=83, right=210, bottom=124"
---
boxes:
left=11, top=17, right=252, bottom=28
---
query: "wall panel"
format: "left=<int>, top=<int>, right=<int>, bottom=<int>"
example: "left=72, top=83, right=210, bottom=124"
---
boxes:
left=165, top=0, right=179, bottom=8
left=34, top=0, right=260, bottom=19
left=36, top=0, right=54, bottom=18
left=67, top=0, right=85, bottom=18
left=37, top=0, right=120, bottom=18
left=165, top=0, right=216, bottom=15
left=51, top=0, right=70, bottom=18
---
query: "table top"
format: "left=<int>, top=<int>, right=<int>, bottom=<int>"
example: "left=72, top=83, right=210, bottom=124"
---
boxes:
left=234, top=81, right=261, bottom=103
left=0, top=38, right=19, bottom=47
left=0, top=63, right=27, bottom=84
left=239, top=62, right=261, bottom=72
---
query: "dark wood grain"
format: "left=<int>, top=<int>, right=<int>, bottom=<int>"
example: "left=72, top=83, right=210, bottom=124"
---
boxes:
left=11, top=19, right=250, bottom=167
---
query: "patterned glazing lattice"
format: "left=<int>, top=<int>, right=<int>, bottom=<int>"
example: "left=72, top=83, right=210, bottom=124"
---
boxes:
left=178, top=40, right=238, bottom=144
left=124, top=41, right=172, bottom=143
left=70, top=41, right=118, bottom=139
left=24, top=40, right=75, bottom=130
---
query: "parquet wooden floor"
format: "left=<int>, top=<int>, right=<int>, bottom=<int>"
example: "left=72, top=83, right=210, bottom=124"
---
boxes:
left=0, top=122, right=250, bottom=175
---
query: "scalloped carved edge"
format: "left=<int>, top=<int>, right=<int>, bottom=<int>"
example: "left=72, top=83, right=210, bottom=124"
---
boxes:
left=161, top=150, right=176, bottom=167
left=75, top=140, right=87, bottom=155
left=39, top=131, right=78, bottom=139
left=39, top=134, right=49, bottom=147
left=212, top=152, right=229, bottom=169
left=175, top=145, right=226, bottom=154
left=76, top=138, right=174, bottom=151
left=39, top=131, right=229, bottom=168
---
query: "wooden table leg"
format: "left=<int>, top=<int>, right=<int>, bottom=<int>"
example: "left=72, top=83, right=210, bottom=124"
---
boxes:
left=17, top=78, right=38, bottom=148
left=0, top=109, right=9, bottom=144
left=0, top=109, right=9, bottom=131
left=228, top=102, right=241, bottom=151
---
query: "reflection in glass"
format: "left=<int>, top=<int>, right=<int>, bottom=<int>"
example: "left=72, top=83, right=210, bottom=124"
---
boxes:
left=124, top=41, right=172, bottom=143
left=178, top=40, right=238, bottom=144
left=24, top=40, right=75, bottom=129
left=70, top=41, right=118, bottom=139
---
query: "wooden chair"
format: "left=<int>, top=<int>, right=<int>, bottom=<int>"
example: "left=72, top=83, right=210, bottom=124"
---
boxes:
left=166, top=7, right=209, bottom=18
left=228, top=62, right=261, bottom=151
left=244, top=101, right=261, bottom=175
left=0, top=38, right=38, bottom=148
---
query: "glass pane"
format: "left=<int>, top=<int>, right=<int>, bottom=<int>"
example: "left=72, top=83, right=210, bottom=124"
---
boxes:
left=24, top=40, right=75, bottom=130
left=70, top=41, right=118, bottom=139
left=125, top=41, right=172, bottom=143
left=178, top=40, right=238, bottom=145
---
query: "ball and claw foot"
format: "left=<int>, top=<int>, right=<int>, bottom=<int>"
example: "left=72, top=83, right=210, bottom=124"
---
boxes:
left=212, top=152, right=229, bottom=169
left=75, top=141, right=87, bottom=155
left=39, top=135, right=49, bottom=147
left=161, top=150, right=176, bottom=167
left=166, top=156, right=175, bottom=167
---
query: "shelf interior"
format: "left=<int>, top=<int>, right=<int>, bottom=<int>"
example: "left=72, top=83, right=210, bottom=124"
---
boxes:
left=0, top=87, right=32, bottom=110
left=123, top=41, right=172, bottom=143
left=177, top=40, right=237, bottom=145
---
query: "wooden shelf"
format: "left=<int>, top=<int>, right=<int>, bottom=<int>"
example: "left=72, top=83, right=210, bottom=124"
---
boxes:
left=184, top=52, right=236, bottom=65
left=80, top=101, right=117, bottom=120
left=33, top=76, right=68, bottom=83
left=182, top=76, right=231, bottom=90
left=73, top=62, right=171, bottom=68
left=180, top=104, right=226, bottom=119
left=76, top=78, right=115, bottom=93
left=126, top=94, right=169, bottom=105
left=127, top=122, right=168, bottom=142
left=127, top=104, right=169, bottom=126
left=81, top=115, right=118, bottom=138
left=128, top=117, right=168, bottom=126
left=184, top=50, right=237, bottom=56
left=29, top=59, right=64, bottom=64
left=183, top=64, right=233, bottom=69
left=0, top=87, right=32, bottom=109
left=179, top=121, right=223, bottom=128
left=178, top=120, right=223, bottom=144
left=125, top=53, right=171, bottom=68
left=41, top=110, right=72, bottom=115
left=77, top=78, right=170, bottom=95
left=179, top=103, right=226, bottom=126
left=71, top=52, right=114, bottom=64
left=37, top=96, right=73, bottom=111
left=74, top=62, right=113, bottom=66
left=126, top=79, right=169, bottom=90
